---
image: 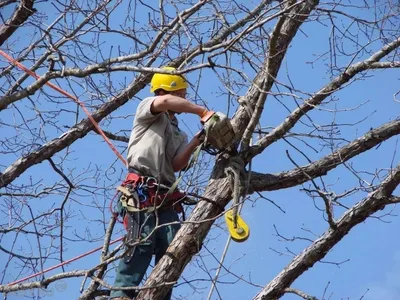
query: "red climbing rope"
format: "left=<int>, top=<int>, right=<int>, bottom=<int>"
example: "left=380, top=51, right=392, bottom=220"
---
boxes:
left=0, top=50, right=127, bottom=166
left=7, top=236, right=124, bottom=286
left=0, top=50, right=128, bottom=285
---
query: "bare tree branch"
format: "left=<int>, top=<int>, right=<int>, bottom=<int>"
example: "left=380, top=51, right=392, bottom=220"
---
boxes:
left=0, top=0, right=17, bottom=9
left=1, top=1, right=399, bottom=299
left=250, top=118, right=400, bottom=192
left=285, top=287, right=319, bottom=300
left=240, top=0, right=319, bottom=151
left=93, top=129, right=129, bottom=143
left=0, top=0, right=35, bottom=46
left=253, top=164, right=400, bottom=299
left=135, top=1, right=321, bottom=299
left=79, top=216, right=117, bottom=299
left=247, top=36, right=400, bottom=160
left=285, top=150, right=337, bottom=229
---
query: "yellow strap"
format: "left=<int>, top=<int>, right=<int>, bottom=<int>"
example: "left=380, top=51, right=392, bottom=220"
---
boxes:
left=224, top=210, right=250, bottom=242
left=117, top=185, right=131, bottom=196
left=120, top=195, right=155, bottom=213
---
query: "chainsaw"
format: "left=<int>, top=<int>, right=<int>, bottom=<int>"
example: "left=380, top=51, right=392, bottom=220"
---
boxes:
left=200, top=111, right=237, bottom=154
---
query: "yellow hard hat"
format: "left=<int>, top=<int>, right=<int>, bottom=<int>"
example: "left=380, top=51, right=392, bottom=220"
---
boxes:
left=150, top=67, right=188, bottom=93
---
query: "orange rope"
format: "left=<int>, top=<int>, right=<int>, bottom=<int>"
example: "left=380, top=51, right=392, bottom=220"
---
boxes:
left=0, top=50, right=127, bottom=166
left=7, top=236, right=124, bottom=286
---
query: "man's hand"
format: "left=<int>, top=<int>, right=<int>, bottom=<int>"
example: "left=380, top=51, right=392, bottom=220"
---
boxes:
left=172, top=133, right=203, bottom=172
left=194, top=129, right=206, bottom=146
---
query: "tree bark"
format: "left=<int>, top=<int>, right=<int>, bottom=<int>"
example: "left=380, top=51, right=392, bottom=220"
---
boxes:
left=135, top=1, right=320, bottom=299
left=0, top=0, right=35, bottom=46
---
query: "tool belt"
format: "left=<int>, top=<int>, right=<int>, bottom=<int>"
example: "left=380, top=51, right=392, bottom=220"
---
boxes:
left=117, top=173, right=187, bottom=214
left=117, top=173, right=189, bottom=262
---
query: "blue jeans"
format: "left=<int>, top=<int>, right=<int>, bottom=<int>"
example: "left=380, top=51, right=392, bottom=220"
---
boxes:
left=110, top=209, right=181, bottom=299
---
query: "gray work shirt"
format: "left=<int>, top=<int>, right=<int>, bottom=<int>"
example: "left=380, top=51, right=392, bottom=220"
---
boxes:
left=127, top=97, right=188, bottom=184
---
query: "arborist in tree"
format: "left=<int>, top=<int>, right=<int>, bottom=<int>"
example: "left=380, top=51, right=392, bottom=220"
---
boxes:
left=110, top=67, right=214, bottom=300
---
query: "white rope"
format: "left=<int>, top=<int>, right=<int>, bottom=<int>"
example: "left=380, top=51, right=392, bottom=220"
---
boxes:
left=207, top=99, right=254, bottom=300
left=207, top=156, right=247, bottom=300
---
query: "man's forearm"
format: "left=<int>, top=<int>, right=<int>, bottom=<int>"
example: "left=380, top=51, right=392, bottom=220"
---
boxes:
left=171, top=137, right=201, bottom=172
left=152, top=95, right=206, bottom=116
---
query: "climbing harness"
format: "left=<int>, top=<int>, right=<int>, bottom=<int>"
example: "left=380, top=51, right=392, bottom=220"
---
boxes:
left=115, top=109, right=238, bottom=258
left=115, top=172, right=196, bottom=261
left=117, top=173, right=188, bottom=214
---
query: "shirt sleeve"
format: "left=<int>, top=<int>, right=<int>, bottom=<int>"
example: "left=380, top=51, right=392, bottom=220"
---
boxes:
left=135, top=97, right=162, bottom=124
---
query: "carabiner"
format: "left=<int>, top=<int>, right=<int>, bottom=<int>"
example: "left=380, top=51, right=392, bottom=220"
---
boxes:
left=145, top=177, right=157, bottom=189
left=136, top=186, right=148, bottom=203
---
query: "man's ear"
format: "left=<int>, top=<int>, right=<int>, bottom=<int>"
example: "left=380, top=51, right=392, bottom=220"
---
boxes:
left=155, top=89, right=167, bottom=96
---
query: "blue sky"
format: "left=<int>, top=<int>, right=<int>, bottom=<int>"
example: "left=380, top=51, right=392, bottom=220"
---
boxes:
left=1, top=1, right=400, bottom=300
